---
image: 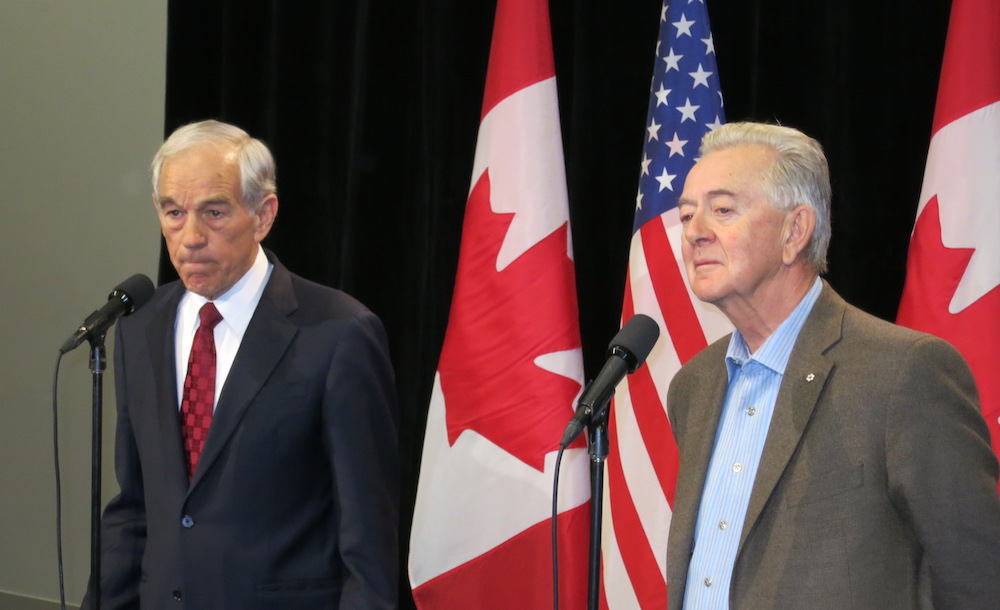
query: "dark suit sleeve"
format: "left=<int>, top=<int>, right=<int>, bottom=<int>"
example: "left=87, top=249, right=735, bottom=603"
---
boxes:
left=81, top=324, right=147, bottom=610
left=323, top=311, right=399, bottom=609
left=887, top=335, right=1000, bottom=609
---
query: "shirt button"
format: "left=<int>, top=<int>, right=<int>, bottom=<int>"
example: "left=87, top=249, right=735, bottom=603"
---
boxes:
left=704, top=577, right=713, bottom=587
left=181, top=515, right=194, bottom=528
left=733, top=462, right=743, bottom=473
left=719, top=520, right=728, bottom=530
left=173, top=589, right=183, bottom=601
left=746, top=405, right=756, bottom=416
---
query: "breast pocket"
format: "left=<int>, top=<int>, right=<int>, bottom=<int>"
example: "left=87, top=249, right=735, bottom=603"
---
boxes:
left=784, top=463, right=865, bottom=508
left=255, top=579, right=341, bottom=609
left=253, top=381, right=309, bottom=406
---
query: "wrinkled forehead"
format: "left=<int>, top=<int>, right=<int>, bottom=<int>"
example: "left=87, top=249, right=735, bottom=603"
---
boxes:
left=157, top=144, right=242, bottom=201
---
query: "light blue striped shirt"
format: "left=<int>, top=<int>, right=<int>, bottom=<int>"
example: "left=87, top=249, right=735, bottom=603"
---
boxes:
left=682, top=277, right=823, bottom=609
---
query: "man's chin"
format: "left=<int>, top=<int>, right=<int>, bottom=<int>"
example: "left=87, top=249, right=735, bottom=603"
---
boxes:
left=691, top=282, right=725, bottom=306
left=180, top=275, right=219, bottom=299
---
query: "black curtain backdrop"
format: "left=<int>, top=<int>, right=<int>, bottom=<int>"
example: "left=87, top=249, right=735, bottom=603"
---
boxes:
left=159, top=0, right=950, bottom=606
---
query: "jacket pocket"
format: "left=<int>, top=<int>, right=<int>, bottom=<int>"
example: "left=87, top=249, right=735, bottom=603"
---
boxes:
left=784, top=463, right=864, bottom=507
left=256, top=579, right=341, bottom=609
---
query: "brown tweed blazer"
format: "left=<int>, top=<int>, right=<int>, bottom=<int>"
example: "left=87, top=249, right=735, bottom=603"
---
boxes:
left=666, top=282, right=1000, bottom=609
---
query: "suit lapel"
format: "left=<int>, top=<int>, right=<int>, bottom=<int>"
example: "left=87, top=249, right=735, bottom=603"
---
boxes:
left=189, top=257, right=299, bottom=489
left=668, top=340, right=729, bottom=603
left=674, top=355, right=729, bottom=529
left=144, top=283, right=190, bottom=488
left=739, top=283, right=845, bottom=549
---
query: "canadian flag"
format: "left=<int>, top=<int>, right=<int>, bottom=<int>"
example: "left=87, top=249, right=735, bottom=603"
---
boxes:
left=407, top=0, right=590, bottom=607
left=896, top=0, right=1000, bottom=482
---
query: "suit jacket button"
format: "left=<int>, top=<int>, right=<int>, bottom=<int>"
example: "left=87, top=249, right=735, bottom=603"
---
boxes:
left=172, top=589, right=182, bottom=601
left=181, top=515, right=194, bottom=528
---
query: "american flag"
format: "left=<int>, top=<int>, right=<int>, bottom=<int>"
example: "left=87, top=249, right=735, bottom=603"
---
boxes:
left=600, top=1, right=732, bottom=607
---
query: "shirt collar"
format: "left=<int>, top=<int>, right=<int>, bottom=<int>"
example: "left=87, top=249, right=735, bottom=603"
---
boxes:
left=726, top=276, right=823, bottom=378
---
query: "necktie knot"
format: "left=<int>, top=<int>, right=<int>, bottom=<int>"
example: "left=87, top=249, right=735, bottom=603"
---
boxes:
left=199, top=302, right=223, bottom=329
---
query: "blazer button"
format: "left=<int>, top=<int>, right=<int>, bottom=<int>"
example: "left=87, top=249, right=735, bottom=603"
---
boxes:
left=172, top=589, right=182, bottom=601
left=181, top=515, right=194, bottom=528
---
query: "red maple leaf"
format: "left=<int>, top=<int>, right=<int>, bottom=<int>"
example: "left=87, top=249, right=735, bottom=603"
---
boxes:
left=898, top=196, right=1000, bottom=461
left=439, top=169, right=584, bottom=471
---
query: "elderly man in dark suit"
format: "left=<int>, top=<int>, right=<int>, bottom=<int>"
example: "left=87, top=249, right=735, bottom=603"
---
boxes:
left=666, top=121, right=1000, bottom=609
left=83, top=120, right=399, bottom=609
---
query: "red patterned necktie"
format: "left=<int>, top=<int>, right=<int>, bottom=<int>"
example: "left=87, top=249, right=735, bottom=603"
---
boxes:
left=180, top=302, right=223, bottom=480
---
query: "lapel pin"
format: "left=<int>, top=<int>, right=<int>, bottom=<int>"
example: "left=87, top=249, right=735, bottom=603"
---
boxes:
left=806, top=373, right=815, bottom=382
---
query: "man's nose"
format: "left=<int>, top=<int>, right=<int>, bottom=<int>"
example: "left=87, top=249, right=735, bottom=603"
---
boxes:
left=683, top=208, right=711, bottom=244
left=180, top=216, right=208, bottom=248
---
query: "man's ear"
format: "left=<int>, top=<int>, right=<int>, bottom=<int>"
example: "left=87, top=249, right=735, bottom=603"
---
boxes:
left=253, top=195, right=279, bottom=241
left=783, top=204, right=816, bottom=266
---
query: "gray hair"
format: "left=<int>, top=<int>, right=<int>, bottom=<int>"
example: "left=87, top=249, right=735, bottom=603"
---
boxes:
left=151, top=120, right=276, bottom=213
left=700, top=122, right=831, bottom=274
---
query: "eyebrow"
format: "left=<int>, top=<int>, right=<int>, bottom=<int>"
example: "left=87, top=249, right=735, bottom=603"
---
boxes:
left=157, top=196, right=234, bottom=209
left=198, top=197, right=234, bottom=208
left=678, top=188, right=738, bottom=206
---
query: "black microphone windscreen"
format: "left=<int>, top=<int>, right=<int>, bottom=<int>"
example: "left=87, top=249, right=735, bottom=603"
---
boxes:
left=609, top=314, right=660, bottom=370
left=112, top=274, right=155, bottom=314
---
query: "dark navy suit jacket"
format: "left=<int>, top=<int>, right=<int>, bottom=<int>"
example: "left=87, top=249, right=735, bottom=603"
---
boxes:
left=84, top=252, right=399, bottom=609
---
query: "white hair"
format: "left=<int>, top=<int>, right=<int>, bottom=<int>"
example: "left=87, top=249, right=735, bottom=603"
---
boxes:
left=151, top=119, right=276, bottom=212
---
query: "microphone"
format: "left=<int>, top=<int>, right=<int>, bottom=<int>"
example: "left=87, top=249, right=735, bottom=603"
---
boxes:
left=560, top=314, right=660, bottom=448
left=60, top=274, right=155, bottom=354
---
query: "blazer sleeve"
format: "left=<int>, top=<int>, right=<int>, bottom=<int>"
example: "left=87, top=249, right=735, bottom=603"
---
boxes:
left=322, top=311, right=400, bottom=609
left=81, top=323, right=147, bottom=610
left=886, top=334, right=1000, bottom=609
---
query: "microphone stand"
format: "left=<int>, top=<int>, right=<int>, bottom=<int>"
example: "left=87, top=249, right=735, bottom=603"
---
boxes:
left=586, top=405, right=610, bottom=610
left=87, top=336, right=106, bottom=610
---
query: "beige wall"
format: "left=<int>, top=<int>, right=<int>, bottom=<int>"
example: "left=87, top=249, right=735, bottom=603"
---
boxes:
left=0, top=1, right=167, bottom=606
